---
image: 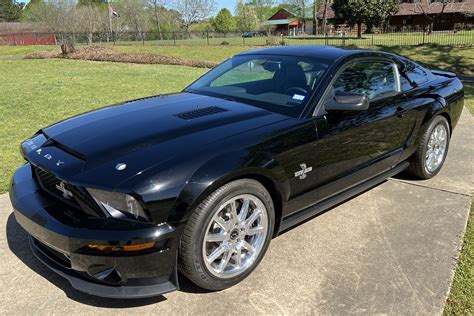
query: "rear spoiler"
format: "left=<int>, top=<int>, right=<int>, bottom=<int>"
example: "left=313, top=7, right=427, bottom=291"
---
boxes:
left=431, top=70, right=457, bottom=78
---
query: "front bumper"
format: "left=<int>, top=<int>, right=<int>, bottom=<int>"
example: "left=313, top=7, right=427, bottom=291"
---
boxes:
left=10, top=163, right=180, bottom=299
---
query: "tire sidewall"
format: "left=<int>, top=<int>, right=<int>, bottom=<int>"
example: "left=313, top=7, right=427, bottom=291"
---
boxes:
left=187, top=180, right=275, bottom=290
left=421, top=116, right=450, bottom=178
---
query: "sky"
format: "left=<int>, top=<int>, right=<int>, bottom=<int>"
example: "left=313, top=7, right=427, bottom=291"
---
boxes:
left=216, top=0, right=239, bottom=13
left=21, top=0, right=242, bottom=16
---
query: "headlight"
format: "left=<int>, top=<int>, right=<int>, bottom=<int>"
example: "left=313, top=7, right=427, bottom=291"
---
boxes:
left=87, top=188, right=148, bottom=221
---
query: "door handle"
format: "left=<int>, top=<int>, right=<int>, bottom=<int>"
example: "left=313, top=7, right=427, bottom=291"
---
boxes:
left=396, top=107, right=407, bottom=118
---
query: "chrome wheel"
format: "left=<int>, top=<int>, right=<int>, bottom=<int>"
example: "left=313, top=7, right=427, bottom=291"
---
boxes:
left=202, top=194, right=269, bottom=279
left=425, top=124, right=447, bottom=173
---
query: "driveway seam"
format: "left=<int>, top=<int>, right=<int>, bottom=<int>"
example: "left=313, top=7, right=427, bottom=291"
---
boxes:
left=388, top=178, right=472, bottom=197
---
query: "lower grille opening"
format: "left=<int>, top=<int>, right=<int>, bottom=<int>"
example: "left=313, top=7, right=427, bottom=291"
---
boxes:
left=31, top=237, right=72, bottom=269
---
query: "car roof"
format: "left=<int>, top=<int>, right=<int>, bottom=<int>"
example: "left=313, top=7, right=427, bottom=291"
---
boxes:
left=236, top=46, right=388, bottom=62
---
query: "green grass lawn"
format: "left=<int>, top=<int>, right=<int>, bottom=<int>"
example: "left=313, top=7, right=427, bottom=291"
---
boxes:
left=7, top=42, right=471, bottom=75
left=0, top=45, right=57, bottom=60
left=110, top=44, right=252, bottom=63
left=108, top=44, right=474, bottom=75
left=464, top=83, right=474, bottom=114
left=444, top=200, right=474, bottom=315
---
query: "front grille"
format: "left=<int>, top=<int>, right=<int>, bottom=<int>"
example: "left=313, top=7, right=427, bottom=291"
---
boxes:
left=34, top=167, right=79, bottom=207
left=33, top=166, right=105, bottom=217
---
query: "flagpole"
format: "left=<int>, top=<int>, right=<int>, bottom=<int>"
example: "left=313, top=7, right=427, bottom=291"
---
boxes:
left=108, top=0, right=115, bottom=44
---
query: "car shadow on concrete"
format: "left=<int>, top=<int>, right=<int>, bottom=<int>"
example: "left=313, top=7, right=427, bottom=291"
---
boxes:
left=6, top=213, right=167, bottom=308
left=391, top=170, right=420, bottom=181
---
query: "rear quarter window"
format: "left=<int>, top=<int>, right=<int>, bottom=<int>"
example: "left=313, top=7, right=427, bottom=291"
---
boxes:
left=399, top=58, right=435, bottom=91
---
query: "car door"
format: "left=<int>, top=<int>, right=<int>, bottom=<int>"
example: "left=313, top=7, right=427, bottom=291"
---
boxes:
left=395, top=57, right=439, bottom=161
left=313, top=58, right=413, bottom=201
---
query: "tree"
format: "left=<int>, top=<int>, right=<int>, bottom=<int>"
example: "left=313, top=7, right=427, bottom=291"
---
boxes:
left=155, top=7, right=181, bottom=37
left=0, top=0, right=24, bottom=22
left=147, top=0, right=168, bottom=40
left=115, top=0, right=149, bottom=41
left=414, top=0, right=454, bottom=34
left=332, top=0, right=398, bottom=38
left=363, top=0, right=398, bottom=33
left=235, top=0, right=258, bottom=32
left=77, top=0, right=106, bottom=6
left=312, top=0, right=322, bottom=35
left=321, top=0, right=328, bottom=34
left=173, top=0, right=216, bottom=35
left=25, top=0, right=68, bottom=33
left=24, top=0, right=41, bottom=13
left=75, top=5, right=105, bottom=44
left=332, top=0, right=363, bottom=37
left=285, top=0, right=312, bottom=34
left=25, top=0, right=79, bottom=44
left=212, top=8, right=235, bottom=35
left=245, top=0, right=278, bottom=22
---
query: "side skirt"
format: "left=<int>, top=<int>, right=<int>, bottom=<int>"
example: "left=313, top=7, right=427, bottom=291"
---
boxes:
left=278, top=161, right=409, bottom=233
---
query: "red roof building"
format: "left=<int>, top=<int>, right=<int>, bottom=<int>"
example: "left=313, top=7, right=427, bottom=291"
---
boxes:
left=267, top=1, right=474, bottom=33
left=0, top=22, right=56, bottom=46
left=390, top=0, right=474, bottom=30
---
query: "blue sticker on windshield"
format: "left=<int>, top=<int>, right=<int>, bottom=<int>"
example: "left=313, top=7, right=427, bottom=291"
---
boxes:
left=292, top=94, right=305, bottom=101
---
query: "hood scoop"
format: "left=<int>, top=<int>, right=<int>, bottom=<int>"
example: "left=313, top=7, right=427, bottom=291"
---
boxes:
left=174, top=106, right=229, bottom=120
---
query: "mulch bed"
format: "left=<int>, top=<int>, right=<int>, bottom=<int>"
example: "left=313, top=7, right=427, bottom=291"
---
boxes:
left=24, top=45, right=218, bottom=68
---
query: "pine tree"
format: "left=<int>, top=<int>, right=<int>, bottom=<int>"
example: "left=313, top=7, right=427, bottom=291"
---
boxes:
left=212, top=8, right=236, bottom=36
left=0, top=0, right=24, bottom=22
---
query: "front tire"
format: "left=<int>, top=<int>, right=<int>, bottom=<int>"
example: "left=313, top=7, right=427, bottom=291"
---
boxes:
left=179, top=179, right=275, bottom=291
left=408, top=115, right=450, bottom=179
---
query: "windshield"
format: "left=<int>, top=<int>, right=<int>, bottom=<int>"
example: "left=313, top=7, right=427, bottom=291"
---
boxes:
left=185, top=55, right=330, bottom=117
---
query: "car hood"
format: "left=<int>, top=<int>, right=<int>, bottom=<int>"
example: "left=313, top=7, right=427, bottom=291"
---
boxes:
left=30, top=93, right=287, bottom=186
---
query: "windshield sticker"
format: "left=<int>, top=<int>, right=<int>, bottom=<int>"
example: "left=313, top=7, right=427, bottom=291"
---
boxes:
left=292, top=94, right=305, bottom=101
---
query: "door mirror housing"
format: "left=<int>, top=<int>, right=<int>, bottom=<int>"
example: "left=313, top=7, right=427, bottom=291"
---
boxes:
left=325, top=92, right=369, bottom=111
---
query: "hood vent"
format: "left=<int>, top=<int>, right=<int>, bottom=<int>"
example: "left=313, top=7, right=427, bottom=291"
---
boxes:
left=175, top=106, right=229, bottom=120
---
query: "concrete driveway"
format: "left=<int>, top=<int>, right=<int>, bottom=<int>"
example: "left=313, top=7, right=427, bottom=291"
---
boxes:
left=1, top=109, right=472, bottom=315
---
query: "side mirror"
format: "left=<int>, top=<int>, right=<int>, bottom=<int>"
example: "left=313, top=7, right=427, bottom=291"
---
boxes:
left=325, top=92, right=369, bottom=111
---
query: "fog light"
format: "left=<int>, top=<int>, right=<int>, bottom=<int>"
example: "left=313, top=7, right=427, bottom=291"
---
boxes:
left=87, top=241, right=155, bottom=252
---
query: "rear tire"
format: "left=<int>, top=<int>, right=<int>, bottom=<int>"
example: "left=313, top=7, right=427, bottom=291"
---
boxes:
left=179, top=179, right=275, bottom=291
left=407, top=115, right=450, bottom=179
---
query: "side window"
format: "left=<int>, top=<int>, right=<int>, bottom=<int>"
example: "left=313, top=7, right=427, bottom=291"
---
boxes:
left=211, top=59, right=276, bottom=87
left=332, top=61, right=399, bottom=100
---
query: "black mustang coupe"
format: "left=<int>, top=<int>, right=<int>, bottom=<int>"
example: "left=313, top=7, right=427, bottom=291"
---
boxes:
left=10, top=46, right=464, bottom=298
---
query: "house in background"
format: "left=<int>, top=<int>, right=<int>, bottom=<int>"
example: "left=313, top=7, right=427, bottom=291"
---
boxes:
left=389, top=0, right=474, bottom=30
left=263, top=8, right=305, bottom=36
left=264, top=8, right=337, bottom=35
left=263, top=8, right=315, bottom=35
left=266, top=0, right=473, bottom=36
left=0, top=22, right=56, bottom=45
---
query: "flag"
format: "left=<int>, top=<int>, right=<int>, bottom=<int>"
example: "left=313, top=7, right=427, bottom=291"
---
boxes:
left=109, top=6, right=119, bottom=18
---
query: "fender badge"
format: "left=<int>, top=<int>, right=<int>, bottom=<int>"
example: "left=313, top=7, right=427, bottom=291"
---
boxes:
left=115, top=163, right=127, bottom=171
left=294, top=163, right=312, bottom=180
